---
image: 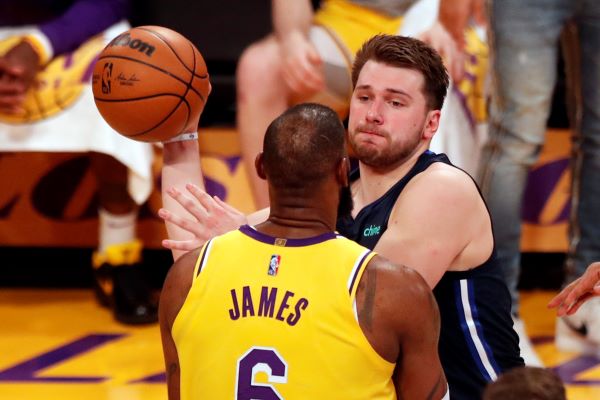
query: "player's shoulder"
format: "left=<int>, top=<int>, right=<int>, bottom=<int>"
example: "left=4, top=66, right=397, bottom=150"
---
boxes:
left=420, top=161, right=475, bottom=187
left=366, top=255, right=432, bottom=301
left=160, top=247, right=203, bottom=329
left=164, top=248, right=202, bottom=292
left=404, top=161, right=480, bottom=204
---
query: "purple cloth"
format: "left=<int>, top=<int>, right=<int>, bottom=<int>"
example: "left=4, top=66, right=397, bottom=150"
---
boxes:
left=0, top=0, right=130, bottom=57
left=40, top=0, right=130, bottom=56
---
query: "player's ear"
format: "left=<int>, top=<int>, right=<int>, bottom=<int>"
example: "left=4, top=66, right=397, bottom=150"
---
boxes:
left=423, top=109, right=441, bottom=140
left=336, top=157, right=350, bottom=187
left=255, top=152, right=266, bottom=180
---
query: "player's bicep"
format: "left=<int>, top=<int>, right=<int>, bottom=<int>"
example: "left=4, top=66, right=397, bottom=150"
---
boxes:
left=158, top=248, right=200, bottom=400
left=374, top=223, right=448, bottom=289
left=160, top=319, right=181, bottom=400
left=394, top=275, right=447, bottom=399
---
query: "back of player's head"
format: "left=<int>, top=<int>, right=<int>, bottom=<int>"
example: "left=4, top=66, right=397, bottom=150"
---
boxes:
left=262, top=103, right=346, bottom=189
left=483, top=367, right=566, bottom=400
left=352, top=34, right=449, bottom=110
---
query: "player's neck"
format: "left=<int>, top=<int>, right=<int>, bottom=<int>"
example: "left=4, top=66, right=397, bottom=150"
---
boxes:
left=354, top=147, right=423, bottom=206
left=256, top=212, right=335, bottom=239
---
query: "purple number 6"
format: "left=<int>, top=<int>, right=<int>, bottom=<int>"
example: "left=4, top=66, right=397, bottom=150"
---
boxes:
left=236, top=347, right=288, bottom=400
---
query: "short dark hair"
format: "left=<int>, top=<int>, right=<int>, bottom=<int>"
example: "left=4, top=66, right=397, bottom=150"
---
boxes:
left=352, top=34, right=449, bottom=110
left=262, top=103, right=346, bottom=188
left=483, top=367, right=566, bottom=400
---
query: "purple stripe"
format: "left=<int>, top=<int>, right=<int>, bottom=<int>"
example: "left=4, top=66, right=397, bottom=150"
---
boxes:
left=348, top=251, right=372, bottom=294
left=40, top=0, right=130, bottom=57
left=552, top=355, right=600, bottom=385
left=239, top=225, right=337, bottom=247
left=130, top=372, right=166, bottom=384
left=462, top=71, right=477, bottom=83
left=196, top=239, right=212, bottom=277
left=452, top=86, right=477, bottom=131
left=0, top=334, right=124, bottom=382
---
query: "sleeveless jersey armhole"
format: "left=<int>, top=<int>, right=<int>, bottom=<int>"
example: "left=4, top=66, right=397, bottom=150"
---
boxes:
left=192, top=239, right=214, bottom=281
left=348, top=249, right=377, bottom=301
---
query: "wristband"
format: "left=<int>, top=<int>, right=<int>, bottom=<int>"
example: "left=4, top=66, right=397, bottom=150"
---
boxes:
left=163, top=131, right=198, bottom=143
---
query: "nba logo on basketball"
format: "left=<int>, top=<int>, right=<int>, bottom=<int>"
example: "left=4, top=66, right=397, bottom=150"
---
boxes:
left=102, top=62, right=113, bottom=94
left=268, top=255, right=281, bottom=276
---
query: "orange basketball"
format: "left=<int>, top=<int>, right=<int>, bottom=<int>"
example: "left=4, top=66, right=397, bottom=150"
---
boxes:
left=92, top=26, right=210, bottom=142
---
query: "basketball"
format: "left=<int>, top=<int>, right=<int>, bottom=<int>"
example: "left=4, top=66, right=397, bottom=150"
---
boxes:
left=92, top=26, right=210, bottom=142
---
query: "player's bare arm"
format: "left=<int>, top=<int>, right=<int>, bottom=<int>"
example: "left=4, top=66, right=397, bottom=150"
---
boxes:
left=374, top=164, right=493, bottom=288
left=159, top=247, right=201, bottom=400
left=356, top=255, right=447, bottom=399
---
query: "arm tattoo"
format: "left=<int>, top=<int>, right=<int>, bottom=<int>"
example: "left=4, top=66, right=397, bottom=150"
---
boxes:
left=168, top=361, right=179, bottom=381
left=359, top=267, right=377, bottom=331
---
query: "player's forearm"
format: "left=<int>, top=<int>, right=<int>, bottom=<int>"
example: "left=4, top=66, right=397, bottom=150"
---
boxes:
left=162, top=139, right=204, bottom=260
left=272, top=0, right=314, bottom=39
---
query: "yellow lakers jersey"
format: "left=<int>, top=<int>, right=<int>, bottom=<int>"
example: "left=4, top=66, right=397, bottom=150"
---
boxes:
left=172, top=225, right=396, bottom=399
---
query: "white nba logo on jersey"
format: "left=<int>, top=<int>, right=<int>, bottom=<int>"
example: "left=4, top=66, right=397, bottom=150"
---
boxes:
left=268, top=255, right=281, bottom=276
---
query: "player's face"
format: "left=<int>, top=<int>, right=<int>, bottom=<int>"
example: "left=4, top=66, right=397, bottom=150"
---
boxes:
left=348, top=60, right=429, bottom=169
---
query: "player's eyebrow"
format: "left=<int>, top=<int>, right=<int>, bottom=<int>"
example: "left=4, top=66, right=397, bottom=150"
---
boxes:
left=355, top=84, right=412, bottom=99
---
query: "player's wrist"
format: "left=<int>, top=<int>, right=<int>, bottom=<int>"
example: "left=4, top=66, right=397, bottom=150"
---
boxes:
left=163, top=131, right=198, bottom=144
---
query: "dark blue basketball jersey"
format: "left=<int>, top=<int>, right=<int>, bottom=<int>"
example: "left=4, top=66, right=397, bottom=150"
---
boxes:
left=337, top=150, right=524, bottom=400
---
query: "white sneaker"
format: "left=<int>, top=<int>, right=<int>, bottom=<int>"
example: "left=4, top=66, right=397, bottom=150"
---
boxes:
left=513, top=317, right=544, bottom=366
left=555, top=297, right=600, bottom=356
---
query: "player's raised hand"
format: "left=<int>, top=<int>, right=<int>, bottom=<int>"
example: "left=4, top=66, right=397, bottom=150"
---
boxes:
left=159, top=183, right=247, bottom=251
left=549, top=262, right=600, bottom=316
left=279, top=30, right=324, bottom=97
left=418, top=21, right=465, bottom=83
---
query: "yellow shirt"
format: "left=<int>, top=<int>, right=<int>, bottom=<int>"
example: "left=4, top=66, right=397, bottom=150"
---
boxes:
left=173, top=225, right=396, bottom=399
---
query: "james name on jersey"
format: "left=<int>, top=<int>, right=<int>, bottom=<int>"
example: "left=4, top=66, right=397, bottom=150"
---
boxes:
left=228, top=285, right=309, bottom=326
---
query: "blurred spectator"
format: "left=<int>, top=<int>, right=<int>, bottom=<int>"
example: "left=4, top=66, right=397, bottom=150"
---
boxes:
left=0, top=0, right=157, bottom=324
left=477, top=0, right=600, bottom=356
left=236, top=0, right=488, bottom=208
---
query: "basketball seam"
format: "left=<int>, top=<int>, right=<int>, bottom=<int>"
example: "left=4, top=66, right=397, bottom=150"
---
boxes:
left=94, top=93, right=185, bottom=103
left=94, top=93, right=190, bottom=137
left=127, top=96, right=192, bottom=138
left=137, top=27, right=209, bottom=80
left=97, top=54, right=205, bottom=101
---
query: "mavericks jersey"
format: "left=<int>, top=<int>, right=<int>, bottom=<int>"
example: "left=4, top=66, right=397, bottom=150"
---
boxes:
left=173, top=225, right=396, bottom=400
left=337, top=150, right=524, bottom=400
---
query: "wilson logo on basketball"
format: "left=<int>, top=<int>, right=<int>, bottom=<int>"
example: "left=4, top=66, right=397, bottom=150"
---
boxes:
left=108, top=33, right=156, bottom=57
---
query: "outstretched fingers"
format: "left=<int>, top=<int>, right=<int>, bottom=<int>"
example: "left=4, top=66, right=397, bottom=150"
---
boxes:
left=186, top=183, right=246, bottom=233
left=167, top=186, right=209, bottom=221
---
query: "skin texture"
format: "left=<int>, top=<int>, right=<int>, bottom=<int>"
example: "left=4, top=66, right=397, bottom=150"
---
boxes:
left=160, top=247, right=447, bottom=399
left=161, top=61, right=494, bottom=291
left=549, top=262, right=600, bottom=316
left=347, top=60, right=493, bottom=289
left=159, top=104, right=447, bottom=399
left=0, top=41, right=40, bottom=114
left=236, top=0, right=475, bottom=209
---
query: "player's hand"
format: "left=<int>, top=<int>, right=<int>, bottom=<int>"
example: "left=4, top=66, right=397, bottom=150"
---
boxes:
left=158, top=183, right=247, bottom=251
left=418, top=21, right=465, bottom=83
left=181, top=82, right=211, bottom=135
left=0, top=40, right=41, bottom=113
left=439, top=0, right=486, bottom=49
left=279, top=30, right=325, bottom=97
left=549, top=262, right=600, bottom=316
